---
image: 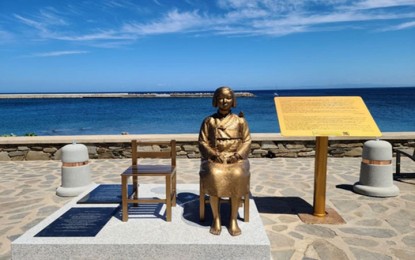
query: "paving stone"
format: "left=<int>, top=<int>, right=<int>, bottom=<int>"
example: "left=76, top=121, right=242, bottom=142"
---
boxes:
left=402, top=235, right=415, bottom=247
left=339, top=227, right=397, bottom=238
left=37, top=206, right=60, bottom=216
left=390, top=248, right=415, bottom=260
left=295, top=224, right=336, bottom=238
left=401, top=194, right=415, bottom=202
left=386, top=240, right=396, bottom=246
left=8, top=212, right=28, bottom=220
left=368, top=203, right=388, bottom=213
left=355, top=219, right=383, bottom=227
left=350, top=247, right=392, bottom=260
left=288, top=231, right=304, bottom=240
left=280, top=187, right=305, bottom=196
left=342, top=237, right=378, bottom=247
left=272, top=225, right=288, bottom=232
left=308, top=239, right=349, bottom=260
left=332, top=199, right=361, bottom=212
left=267, top=231, right=295, bottom=248
left=386, top=209, right=415, bottom=234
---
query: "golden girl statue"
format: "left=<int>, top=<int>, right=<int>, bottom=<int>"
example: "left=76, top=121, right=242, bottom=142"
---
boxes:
left=199, top=86, right=251, bottom=236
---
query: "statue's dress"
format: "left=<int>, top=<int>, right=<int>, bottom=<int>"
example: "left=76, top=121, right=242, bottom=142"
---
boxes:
left=199, top=112, right=251, bottom=197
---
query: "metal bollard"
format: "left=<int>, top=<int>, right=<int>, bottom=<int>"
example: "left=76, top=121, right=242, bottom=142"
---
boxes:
left=56, top=142, right=94, bottom=197
left=353, top=140, right=399, bottom=197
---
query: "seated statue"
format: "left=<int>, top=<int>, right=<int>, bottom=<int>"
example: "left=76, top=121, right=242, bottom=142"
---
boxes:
left=198, top=86, right=251, bottom=236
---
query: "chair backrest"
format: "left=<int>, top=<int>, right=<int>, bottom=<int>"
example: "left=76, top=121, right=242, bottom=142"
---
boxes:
left=131, top=140, right=176, bottom=166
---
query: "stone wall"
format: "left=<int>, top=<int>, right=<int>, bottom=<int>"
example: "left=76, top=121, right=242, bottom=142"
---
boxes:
left=0, top=139, right=413, bottom=161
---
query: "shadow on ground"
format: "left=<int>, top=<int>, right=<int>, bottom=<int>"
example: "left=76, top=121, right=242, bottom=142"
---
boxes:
left=253, top=196, right=313, bottom=215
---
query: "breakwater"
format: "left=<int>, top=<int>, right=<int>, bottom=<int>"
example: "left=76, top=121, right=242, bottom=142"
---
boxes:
left=0, top=92, right=255, bottom=99
left=0, top=133, right=413, bottom=161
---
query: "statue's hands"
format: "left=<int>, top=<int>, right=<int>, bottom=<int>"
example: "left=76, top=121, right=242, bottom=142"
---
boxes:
left=211, top=152, right=241, bottom=164
left=217, top=155, right=226, bottom=163
left=210, top=152, right=225, bottom=163
left=226, top=153, right=242, bottom=164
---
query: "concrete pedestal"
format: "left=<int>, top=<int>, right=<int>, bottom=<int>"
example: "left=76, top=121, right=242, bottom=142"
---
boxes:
left=57, top=143, right=94, bottom=197
left=12, top=184, right=271, bottom=259
left=354, top=140, right=399, bottom=197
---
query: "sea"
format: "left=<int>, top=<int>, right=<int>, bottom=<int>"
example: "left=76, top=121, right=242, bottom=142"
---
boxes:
left=1, top=87, right=414, bottom=136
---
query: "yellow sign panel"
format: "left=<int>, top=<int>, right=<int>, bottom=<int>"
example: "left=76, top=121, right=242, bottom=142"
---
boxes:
left=274, top=96, right=381, bottom=137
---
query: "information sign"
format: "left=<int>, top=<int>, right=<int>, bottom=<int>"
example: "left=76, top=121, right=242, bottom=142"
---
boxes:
left=274, top=96, right=381, bottom=137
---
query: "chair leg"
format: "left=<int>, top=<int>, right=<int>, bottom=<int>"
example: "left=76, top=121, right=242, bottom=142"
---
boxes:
left=200, top=181, right=205, bottom=222
left=133, top=175, right=138, bottom=207
left=244, top=193, right=250, bottom=222
left=121, top=176, right=128, bottom=222
left=396, top=152, right=401, bottom=176
left=172, top=172, right=177, bottom=207
left=166, top=175, right=172, bottom=222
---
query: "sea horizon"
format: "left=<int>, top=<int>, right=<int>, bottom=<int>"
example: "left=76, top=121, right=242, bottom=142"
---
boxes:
left=1, top=85, right=415, bottom=95
left=1, top=87, right=414, bottom=136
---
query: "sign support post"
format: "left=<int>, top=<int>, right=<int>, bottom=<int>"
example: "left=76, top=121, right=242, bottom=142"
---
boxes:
left=313, top=136, right=328, bottom=217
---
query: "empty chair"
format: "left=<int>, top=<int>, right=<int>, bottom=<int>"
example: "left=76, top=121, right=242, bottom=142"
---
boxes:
left=121, top=140, right=177, bottom=221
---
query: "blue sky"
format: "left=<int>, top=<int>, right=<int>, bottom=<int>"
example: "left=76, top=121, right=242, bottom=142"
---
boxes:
left=0, top=0, right=414, bottom=93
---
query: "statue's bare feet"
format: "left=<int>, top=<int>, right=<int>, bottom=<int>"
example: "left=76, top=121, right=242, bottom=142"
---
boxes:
left=210, top=218, right=221, bottom=235
left=228, top=219, right=241, bottom=236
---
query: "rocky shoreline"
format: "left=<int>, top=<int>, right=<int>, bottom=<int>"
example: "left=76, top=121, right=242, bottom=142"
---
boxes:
left=0, top=92, right=255, bottom=99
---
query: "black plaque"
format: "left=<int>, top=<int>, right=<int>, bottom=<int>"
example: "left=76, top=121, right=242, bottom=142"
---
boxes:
left=35, top=207, right=117, bottom=237
left=78, top=184, right=134, bottom=204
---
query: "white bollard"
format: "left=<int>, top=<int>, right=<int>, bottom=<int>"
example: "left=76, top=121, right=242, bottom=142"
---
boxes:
left=56, top=142, right=94, bottom=197
left=353, top=140, right=399, bottom=197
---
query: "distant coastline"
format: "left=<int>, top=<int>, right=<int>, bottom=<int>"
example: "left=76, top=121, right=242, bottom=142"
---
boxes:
left=0, top=92, right=255, bottom=99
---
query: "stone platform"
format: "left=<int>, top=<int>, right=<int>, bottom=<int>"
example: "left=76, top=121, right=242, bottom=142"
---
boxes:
left=12, top=184, right=271, bottom=260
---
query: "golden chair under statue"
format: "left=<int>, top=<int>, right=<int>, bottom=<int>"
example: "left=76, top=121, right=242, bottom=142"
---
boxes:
left=121, top=140, right=177, bottom=222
